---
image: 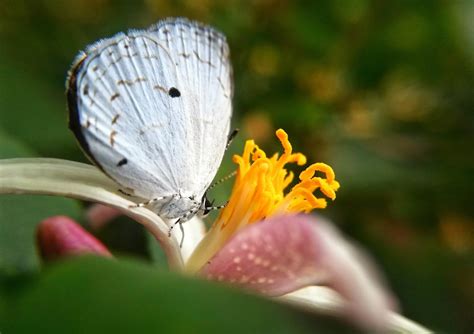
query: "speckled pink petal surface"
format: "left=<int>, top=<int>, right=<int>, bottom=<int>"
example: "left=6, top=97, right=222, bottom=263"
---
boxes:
left=200, top=214, right=328, bottom=295
left=200, top=214, right=395, bottom=328
left=37, top=216, right=112, bottom=261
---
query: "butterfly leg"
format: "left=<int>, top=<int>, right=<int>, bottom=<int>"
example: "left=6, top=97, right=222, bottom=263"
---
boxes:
left=168, top=218, right=185, bottom=248
left=179, top=222, right=185, bottom=248
left=206, top=200, right=229, bottom=211
left=129, top=196, right=166, bottom=209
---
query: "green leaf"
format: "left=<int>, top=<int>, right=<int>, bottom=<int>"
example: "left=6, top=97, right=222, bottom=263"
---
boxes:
left=0, top=131, right=36, bottom=159
left=0, top=195, right=82, bottom=275
left=0, top=56, right=77, bottom=158
left=0, top=132, right=82, bottom=275
left=2, top=257, right=357, bottom=333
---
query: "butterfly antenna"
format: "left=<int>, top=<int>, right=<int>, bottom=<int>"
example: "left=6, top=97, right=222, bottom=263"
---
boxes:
left=208, top=170, right=237, bottom=191
left=205, top=129, right=238, bottom=192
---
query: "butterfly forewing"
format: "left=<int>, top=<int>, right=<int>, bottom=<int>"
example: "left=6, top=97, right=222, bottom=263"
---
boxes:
left=67, top=18, right=233, bottom=202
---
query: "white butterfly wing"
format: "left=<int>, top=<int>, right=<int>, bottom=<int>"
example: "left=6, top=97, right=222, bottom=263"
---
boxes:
left=67, top=18, right=232, bottom=201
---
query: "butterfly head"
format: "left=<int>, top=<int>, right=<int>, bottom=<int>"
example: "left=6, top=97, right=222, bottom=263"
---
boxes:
left=198, top=195, right=214, bottom=218
left=198, top=194, right=227, bottom=218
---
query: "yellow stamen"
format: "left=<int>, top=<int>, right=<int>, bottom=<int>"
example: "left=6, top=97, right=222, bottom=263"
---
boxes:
left=186, top=129, right=340, bottom=272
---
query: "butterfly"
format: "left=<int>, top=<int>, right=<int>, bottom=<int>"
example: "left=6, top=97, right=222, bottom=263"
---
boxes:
left=66, top=18, right=233, bottom=237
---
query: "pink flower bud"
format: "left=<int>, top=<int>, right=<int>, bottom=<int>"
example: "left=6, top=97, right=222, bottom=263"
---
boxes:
left=37, top=216, right=112, bottom=261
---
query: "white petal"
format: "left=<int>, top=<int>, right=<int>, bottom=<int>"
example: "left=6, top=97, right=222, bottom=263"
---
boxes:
left=169, top=216, right=207, bottom=263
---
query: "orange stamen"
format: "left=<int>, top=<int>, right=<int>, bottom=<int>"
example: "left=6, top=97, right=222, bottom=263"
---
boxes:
left=186, top=129, right=340, bottom=272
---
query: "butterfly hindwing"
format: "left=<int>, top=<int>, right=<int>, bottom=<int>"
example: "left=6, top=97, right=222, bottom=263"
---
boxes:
left=67, top=18, right=232, bottom=200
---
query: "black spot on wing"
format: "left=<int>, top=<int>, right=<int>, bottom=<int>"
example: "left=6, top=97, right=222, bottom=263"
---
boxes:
left=168, top=87, right=181, bottom=98
left=117, top=158, right=127, bottom=167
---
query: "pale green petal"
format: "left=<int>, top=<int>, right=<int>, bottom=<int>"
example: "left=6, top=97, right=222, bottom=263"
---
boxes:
left=0, top=158, right=184, bottom=270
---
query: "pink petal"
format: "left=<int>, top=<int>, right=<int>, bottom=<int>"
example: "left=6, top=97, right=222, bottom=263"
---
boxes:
left=37, top=216, right=112, bottom=261
left=200, top=214, right=396, bottom=329
left=201, top=214, right=327, bottom=294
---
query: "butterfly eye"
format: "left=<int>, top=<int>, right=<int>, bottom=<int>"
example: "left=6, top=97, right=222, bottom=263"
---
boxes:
left=200, top=196, right=214, bottom=217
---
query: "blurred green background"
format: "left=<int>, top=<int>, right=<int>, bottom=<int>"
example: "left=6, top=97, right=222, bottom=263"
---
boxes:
left=0, top=0, right=473, bottom=332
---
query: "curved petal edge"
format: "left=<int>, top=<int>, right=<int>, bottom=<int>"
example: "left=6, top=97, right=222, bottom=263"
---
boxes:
left=200, top=214, right=399, bottom=330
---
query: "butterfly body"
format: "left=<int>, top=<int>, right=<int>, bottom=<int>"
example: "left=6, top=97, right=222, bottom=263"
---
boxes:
left=67, top=18, right=233, bottom=222
left=151, top=194, right=202, bottom=220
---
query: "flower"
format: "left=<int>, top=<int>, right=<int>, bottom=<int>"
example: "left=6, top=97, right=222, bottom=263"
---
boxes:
left=186, top=129, right=340, bottom=273
left=0, top=130, right=429, bottom=332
